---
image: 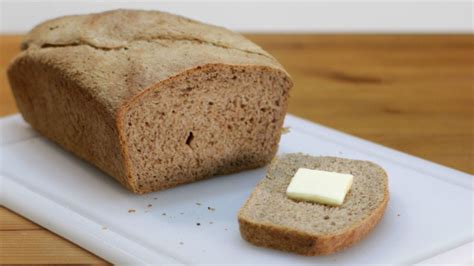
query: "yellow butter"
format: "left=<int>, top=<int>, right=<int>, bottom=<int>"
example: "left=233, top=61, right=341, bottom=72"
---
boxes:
left=286, top=168, right=353, bottom=206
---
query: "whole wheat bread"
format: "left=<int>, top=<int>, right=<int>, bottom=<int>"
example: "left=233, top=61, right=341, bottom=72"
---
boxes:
left=7, top=9, right=292, bottom=194
left=238, top=153, right=389, bottom=255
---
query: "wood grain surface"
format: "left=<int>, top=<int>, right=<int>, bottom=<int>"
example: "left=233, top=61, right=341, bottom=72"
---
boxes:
left=1, top=34, right=473, bottom=264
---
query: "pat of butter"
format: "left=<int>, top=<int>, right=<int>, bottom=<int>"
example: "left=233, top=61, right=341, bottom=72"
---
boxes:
left=286, top=168, right=353, bottom=206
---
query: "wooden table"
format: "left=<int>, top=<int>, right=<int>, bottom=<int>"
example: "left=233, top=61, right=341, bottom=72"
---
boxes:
left=1, top=34, right=472, bottom=264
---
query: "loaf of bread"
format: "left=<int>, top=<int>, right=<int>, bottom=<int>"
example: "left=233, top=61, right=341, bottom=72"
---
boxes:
left=7, top=10, right=292, bottom=194
left=238, top=153, right=389, bottom=255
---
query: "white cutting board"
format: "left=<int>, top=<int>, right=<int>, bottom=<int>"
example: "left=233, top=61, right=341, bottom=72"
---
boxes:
left=0, top=114, right=472, bottom=265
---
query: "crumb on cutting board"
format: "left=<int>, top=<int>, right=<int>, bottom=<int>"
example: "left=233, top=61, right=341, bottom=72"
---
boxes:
left=162, top=212, right=166, bottom=216
left=147, top=204, right=152, bottom=207
left=196, top=202, right=201, bottom=206
left=281, top=127, right=290, bottom=134
left=207, top=206, right=215, bottom=211
left=128, top=209, right=136, bottom=213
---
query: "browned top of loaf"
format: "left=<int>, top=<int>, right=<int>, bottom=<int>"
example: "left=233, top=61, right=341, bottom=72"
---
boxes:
left=15, top=9, right=288, bottom=115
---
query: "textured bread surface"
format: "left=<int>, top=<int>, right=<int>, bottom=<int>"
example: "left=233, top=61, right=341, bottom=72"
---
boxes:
left=7, top=9, right=292, bottom=193
left=238, top=153, right=389, bottom=255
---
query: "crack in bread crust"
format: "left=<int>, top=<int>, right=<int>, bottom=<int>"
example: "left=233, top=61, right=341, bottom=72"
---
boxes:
left=20, top=9, right=274, bottom=60
left=27, top=35, right=272, bottom=59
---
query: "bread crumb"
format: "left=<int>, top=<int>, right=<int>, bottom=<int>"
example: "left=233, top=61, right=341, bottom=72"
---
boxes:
left=281, top=127, right=290, bottom=134
left=207, top=206, right=215, bottom=211
left=179, top=241, right=184, bottom=245
left=162, top=212, right=166, bottom=216
left=196, top=202, right=201, bottom=206
left=147, top=204, right=152, bottom=207
left=209, top=221, right=213, bottom=224
left=102, top=226, right=107, bottom=230
left=153, top=197, right=157, bottom=200
left=180, top=212, right=184, bottom=215
left=397, top=214, right=400, bottom=217
left=128, top=209, right=136, bottom=213
left=196, top=223, right=201, bottom=226
left=224, top=228, right=228, bottom=231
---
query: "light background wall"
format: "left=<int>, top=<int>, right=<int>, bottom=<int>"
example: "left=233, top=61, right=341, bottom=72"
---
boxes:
left=0, top=0, right=472, bottom=33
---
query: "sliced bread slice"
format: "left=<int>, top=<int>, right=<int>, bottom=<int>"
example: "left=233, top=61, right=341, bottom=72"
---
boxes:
left=238, top=153, right=389, bottom=255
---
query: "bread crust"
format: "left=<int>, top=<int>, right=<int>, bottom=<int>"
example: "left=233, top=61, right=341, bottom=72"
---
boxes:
left=237, top=157, right=389, bottom=255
